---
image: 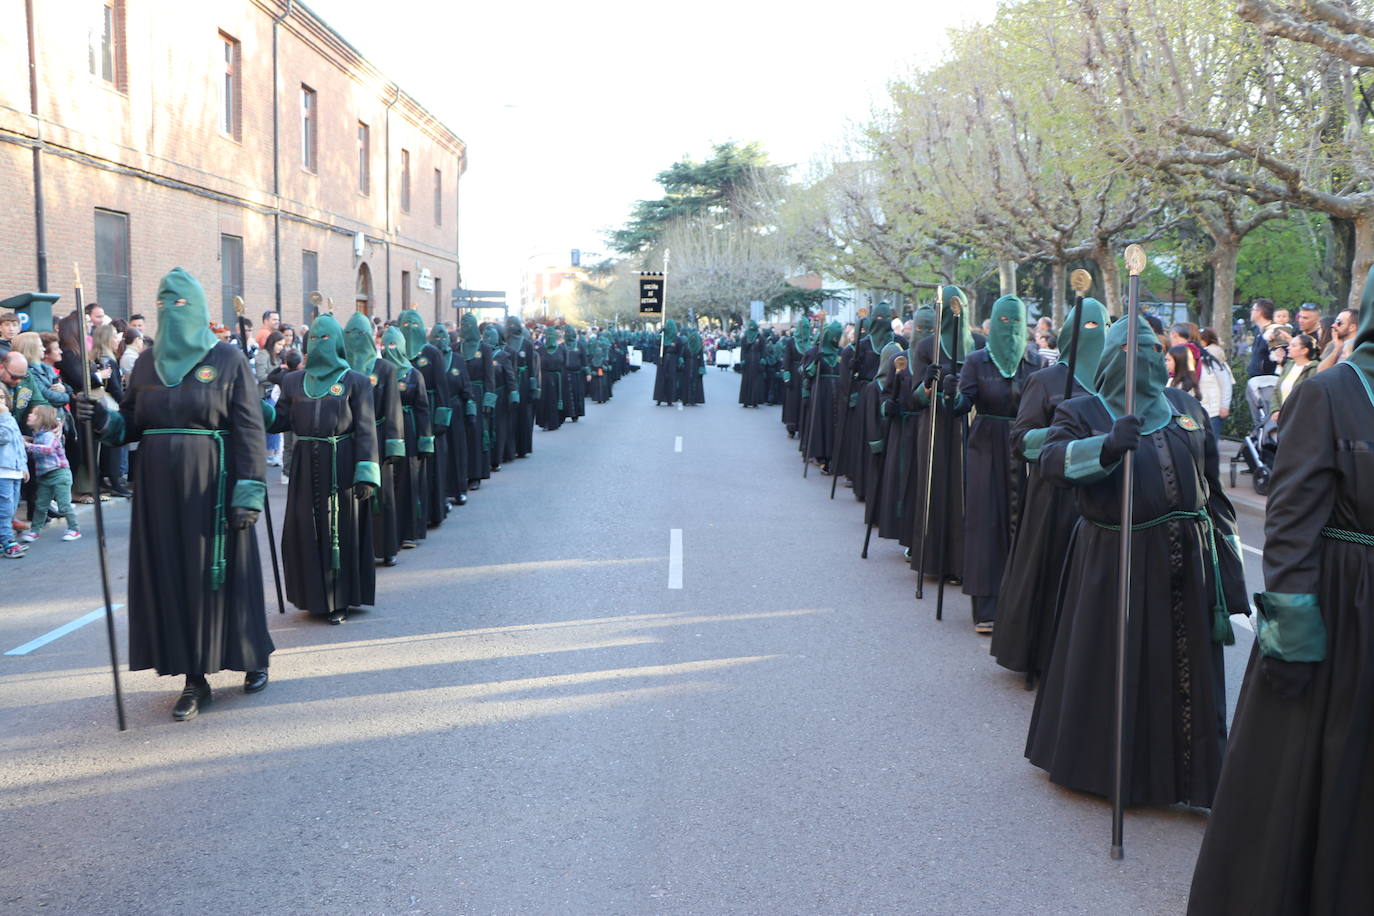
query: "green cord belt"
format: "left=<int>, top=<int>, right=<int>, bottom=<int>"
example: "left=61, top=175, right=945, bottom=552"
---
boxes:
left=1088, top=509, right=1234, bottom=645
left=1322, top=526, right=1374, bottom=548
left=144, top=428, right=230, bottom=590
left=297, top=433, right=352, bottom=570
left=977, top=413, right=1015, bottom=421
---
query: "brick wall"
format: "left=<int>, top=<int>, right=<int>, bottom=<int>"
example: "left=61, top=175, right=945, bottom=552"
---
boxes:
left=0, top=0, right=464, bottom=335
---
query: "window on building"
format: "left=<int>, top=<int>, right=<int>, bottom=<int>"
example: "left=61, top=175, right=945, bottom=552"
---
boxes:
left=302, top=250, right=319, bottom=321
left=220, top=234, right=244, bottom=325
left=300, top=84, right=317, bottom=172
left=219, top=32, right=240, bottom=139
left=89, top=0, right=126, bottom=90
left=400, top=149, right=411, bottom=213
left=357, top=122, right=370, bottom=194
left=94, top=209, right=131, bottom=321
left=401, top=270, right=411, bottom=311
left=434, top=169, right=442, bottom=225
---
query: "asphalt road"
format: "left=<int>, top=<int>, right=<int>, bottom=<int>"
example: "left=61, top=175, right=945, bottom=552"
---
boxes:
left=0, top=365, right=1268, bottom=915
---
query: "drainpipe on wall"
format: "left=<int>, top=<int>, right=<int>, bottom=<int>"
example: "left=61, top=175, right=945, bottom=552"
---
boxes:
left=25, top=0, right=47, bottom=292
left=271, top=0, right=294, bottom=314
left=384, top=84, right=400, bottom=320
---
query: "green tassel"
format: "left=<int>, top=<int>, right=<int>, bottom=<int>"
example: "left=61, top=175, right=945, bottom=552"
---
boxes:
left=1213, top=605, right=1235, bottom=646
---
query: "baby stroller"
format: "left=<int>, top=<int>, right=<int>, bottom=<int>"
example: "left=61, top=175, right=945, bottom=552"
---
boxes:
left=1229, top=375, right=1278, bottom=495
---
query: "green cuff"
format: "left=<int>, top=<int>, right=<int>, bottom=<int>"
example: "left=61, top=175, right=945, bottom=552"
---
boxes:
left=1255, top=592, right=1326, bottom=663
left=1060, top=435, right=1116, bottom=483
left=782, top=371, right=791, bottom=383
left=510, top=391, right=520, bottom=405
left=532, top=389, right=541, bottom=400
left=465, top=400, right=477, bottom=416
left=868, top=439, right=885, bottom=455
left=434, top=407, right=453, bottom=428
left=483, top=392, right=497, bottom=409
left=913, top=386, right=931, bottom=407
left=260, top=400, right=276, bottom=428
left=98, top=411, right=128, bottom=447
left=353, top=461, right=381, bottom=488
left=230, top=479, right=266, bottom=512
left=385, top=438, right=406, bottom=459
left=419, top=436, right=435, bottom=454
left=1021, top=427, right=1049, bottom=462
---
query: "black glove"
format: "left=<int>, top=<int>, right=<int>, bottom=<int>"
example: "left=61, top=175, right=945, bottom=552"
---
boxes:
left=941, top=373, right=960, bottom=398
left=353, top=481, right=377, bottom=501
left=230, top=507, right=259, bottom=530
left=1260, top=657, right=1318, bottom=699
left=74, top=393, right=107, bottom=431
left=921, top=365, right=940, bottom=387
left=1100, top=415, right=1142, bottom=466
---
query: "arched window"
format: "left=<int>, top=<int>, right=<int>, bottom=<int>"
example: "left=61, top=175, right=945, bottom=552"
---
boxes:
left=355, top=263, right=373, bottom=315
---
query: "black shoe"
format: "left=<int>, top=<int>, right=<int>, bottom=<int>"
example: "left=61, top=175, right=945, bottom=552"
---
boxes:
left=328, top=609, right=346, bottom=625
left=383, top=555, right=398, bottom=567
left=244, top=670, right=269, bottom=693
left=400, top=540, right=417, bottom=550
left=456, top=494, right=467, bottom=506
left=173, top=682, right=211, bottom=721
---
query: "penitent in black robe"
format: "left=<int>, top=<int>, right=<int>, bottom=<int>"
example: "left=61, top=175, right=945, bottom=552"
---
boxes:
left=1027, top=388, right=1247, bottom=808
left=393, top=366, right=431, bottom=545
left=507, top=336, right=539, bottom=458
left=781, top=337, right=804, bottom=434
left=802, top=350, right=841, bottom=466
left=463, top=342, right=497, bottom=482
left=1188, top=363, right=1374, bottom=915
left=958, top=346, right=1039, bottom=624
left=564, top=345, right=588, bottom=420
left=490, top=346, right=516, bottom=468
left=905, top=332, right=987, bottom=579
left=538, top=345, right=566, bottom=431
left=876, top=367, right=921, bottom=543
left=412, top=344, right=452, bottom=527
left=366, top=358, right=406, bottom=562
left=840, top=338, right=882, bottom=500
left=435, top=349, right=471, bottom=502
left=680, top=345, right=705, bottom=405
left=737, top=338, right=766, bottom=407
left=857, top=378, right=887, bottom=512
left=653, top=337, right=680, bottom=405
left=270, top=368, right=380, bottom=617
left=991, top=363, right=1088, bottom=676
left=106, top=343, right=273, bottom=676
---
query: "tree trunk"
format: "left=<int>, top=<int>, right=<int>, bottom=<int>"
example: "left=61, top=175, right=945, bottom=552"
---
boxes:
left=1350, top=213, right=1374, bottom=310
left=940, top=249, right=960, bottom=284
left=998, top=258, right=1017, bottom=296
left=1051, top=260, right=1067, bottom=327
left=1095, top=247, right=1124, bottom=316
left=1209, top=238, right=1240, bottom=353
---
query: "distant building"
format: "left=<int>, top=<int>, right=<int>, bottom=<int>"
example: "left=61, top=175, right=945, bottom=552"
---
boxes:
left=1, top=0, right=466, bottom=332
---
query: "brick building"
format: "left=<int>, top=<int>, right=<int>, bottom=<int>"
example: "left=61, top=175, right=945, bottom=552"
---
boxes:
left=1, top=0, right=466, bottom=333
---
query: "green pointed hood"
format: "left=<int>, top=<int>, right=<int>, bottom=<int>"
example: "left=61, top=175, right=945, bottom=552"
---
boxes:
left=796, top=317, right=814, bottom=350
left=913, top=305, right=936, bottom=341
left=868, top=301, right=894, bottom=351
left=152, top=267, right=218, bottom=386
left=460, top=313, right=481, bottom=358
left=876, top=341, right=903, bottom=387
left=398, top=309, right=429, bottom=359
left=343, top=311, right=377, bottom=374
left=1059, top=298, right=1111, bottom=393
left=304, top=313, right=349, bottom=398
left=380, top=326, right=412, bottom=373
left=987, top=295, right=1028, bottom=379
left=662, top=319, right=678, bottom=343
left=504, top=316, right=525, bottom=344
left=428, top=323, right=452, bottom=355
left=1095, top=315, right=1173, bottom=435
left=564, top=325, right=578, bottom=344
left=482, top=324, right=503, bottom=348
left=686, top=329, right=702, bottom=354
left=1348, top=263, right=1374, bottom=396
left=939, top=286, right=975, bottom=359
left=744, top=320, right=758, bottom=343
left=819, top=320, right=843, bottom=367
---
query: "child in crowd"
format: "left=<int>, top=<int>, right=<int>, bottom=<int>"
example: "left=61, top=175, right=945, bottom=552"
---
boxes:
left=21, top=405, right=81, bottom=543
left=0, top=388, right=28, bottom=557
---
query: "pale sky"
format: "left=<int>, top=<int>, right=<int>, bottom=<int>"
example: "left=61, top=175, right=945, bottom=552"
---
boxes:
left=306, top=0, right=1001, bottom=311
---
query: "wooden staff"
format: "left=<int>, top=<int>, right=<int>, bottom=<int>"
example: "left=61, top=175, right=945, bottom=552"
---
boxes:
left=915, top=286, right=945, bottom=601
left=1063, top=269, right=1093, bottom=402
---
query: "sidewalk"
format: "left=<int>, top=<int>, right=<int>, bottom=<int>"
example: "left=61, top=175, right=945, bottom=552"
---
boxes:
left=1223, top=469, right=1267, bottom=520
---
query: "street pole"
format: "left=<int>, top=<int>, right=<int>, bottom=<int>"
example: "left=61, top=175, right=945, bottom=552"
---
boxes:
left=1111, top=244, right=1147, bottom=861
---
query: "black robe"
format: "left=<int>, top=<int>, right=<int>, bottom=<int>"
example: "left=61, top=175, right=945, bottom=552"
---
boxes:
left=802, top=349, right=841, bottom=466
left=412, top=344, right=452, bottom=527
left=906, top=332, right=987, bottom=578
left=489, top=346, right=516, bottom=468
left=1189, top=365, right=1374, bottom=915
left=859, top=378, right=889, bottom=516
left=538, top=345, right=566, bottom=431
left=588, top=358, right=612, bottom=404
left=507, top=336, right=539, bottom=458
left=564, top=345, right=588, bottom=419
left=680, top=345, right=706, bottom=405
left=737, top=338, right=766, bottom=407
left=366, top=359, right=406, bottom=562
left=108, top=343, right=272, bottom=676
left=435, top=348, right=471, bottom=502
left=393, top=366, right=431, bottom=545
left=781, top=337, right=804, bottom=434
left=876, top=367, right=921, bottom=543
left=991, top=364, right=1088, bottom=676
left=462, top=341, right=497, bottom=483
left=1027, top=388, right=1247, bottom=807
left=270, top=368, right=380, bottom=616
left=958, top=347, right=1039, bottom=623
left=839, top=338, right=882, bottom=498
left=766, top=346, right=785, bottom=405
left=653, top=336, right=680, bottom=405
